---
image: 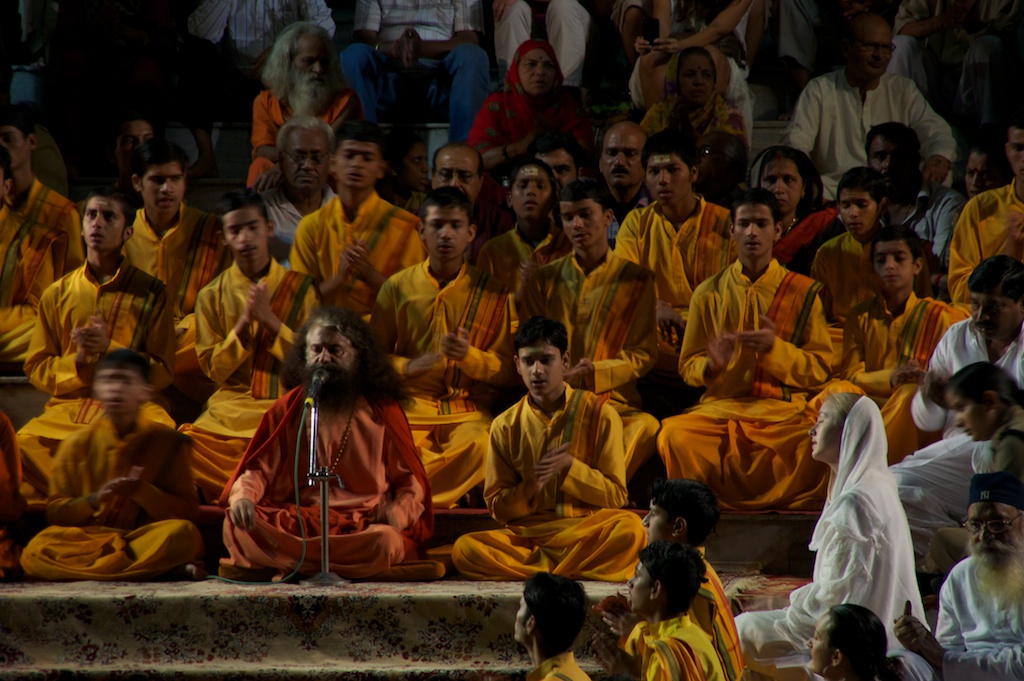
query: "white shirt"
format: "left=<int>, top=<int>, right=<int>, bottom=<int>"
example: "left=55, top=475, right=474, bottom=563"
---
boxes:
left=937, top=555, right=1024, bottom=680
left=188, top=0, right=336, bottom=68
left=883, top=180, right=966, bottom=268
left=260, top=185, right=335, bottom=267
left=354, top=0, right=484, bottom=43
left=784, top=70, right=957, bottom=199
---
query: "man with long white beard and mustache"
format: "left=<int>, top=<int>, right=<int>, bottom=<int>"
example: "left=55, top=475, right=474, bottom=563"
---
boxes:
left=248, top=22, right=362, bottom=191
left=218, top=306, right=438, bottom=581
left=896, top=471, right=1024, bottom=681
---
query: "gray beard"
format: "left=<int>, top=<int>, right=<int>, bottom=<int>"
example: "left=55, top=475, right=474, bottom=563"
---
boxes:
left=972, top=541, right=1024, bottom=607
left=288, top=75, right=333, bottom=116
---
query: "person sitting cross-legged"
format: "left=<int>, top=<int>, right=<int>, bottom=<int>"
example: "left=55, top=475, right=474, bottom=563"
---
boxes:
left=452, top=317, right=646, bottom=581
left=20, top=349, right=203, bottom=581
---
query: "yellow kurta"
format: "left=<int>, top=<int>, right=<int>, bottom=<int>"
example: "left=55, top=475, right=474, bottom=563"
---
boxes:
left=452, top=386, right=646, bottom=581
left=631, top=614, right=727, bottom=681
left=947, top=180, right=1024, bottom=307
left=842, top=293, right=967, bottom=464
left=0, top=202, right=83, bottom=363
left=475, top=222, right=571, bottom=294
left=370, top=261, right=514, bottom=507
left=0, top=410, right=25, bottom=578
left=3, top=178, right=82, bottom=260
left=124, top=203, right=230, bottom=398
left=522, top=252, right=660, bottom=478
left=290, top=192, right=426, bottom=315
left=658, top=260, right=833, bottom=511
left=614, top=199, right=734, bottom=373
left=527, top=652, right=592, bottom=681
left=20, top=415, right=202, bottom=580
left=17, top=263, right=176, bottom=504
left=178, top=260, right=320, bottom=501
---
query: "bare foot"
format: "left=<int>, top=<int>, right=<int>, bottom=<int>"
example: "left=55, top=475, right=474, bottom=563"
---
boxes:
left=182, top=562, right=208, bottom=580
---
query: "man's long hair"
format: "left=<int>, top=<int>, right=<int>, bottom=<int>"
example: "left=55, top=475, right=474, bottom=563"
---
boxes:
left=262, top=22, right=346, bottom=110
left=282, top=307, right=408, bottom=405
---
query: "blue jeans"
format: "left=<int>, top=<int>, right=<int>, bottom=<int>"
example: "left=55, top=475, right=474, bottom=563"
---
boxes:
left=340, top=42, right=490, bottom=142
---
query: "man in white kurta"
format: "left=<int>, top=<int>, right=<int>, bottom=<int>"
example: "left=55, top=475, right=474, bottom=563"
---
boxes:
left=784, top=13, right=956, bottom=199
left=891, top=256, right=1024, bottom=557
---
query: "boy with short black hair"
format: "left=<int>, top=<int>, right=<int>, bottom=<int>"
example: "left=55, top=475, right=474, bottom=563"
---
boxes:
left=20, top=349, right=203, bottom=580
left=516, top=572, right=591, bottom=680
left=452, top=316, right=645, bottom=580
left=179, top=189, right=320, bottom=501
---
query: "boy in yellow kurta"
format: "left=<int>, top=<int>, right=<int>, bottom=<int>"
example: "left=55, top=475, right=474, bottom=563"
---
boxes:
left=657, top=188, right=833, bottom=512
left=476, top=159, right=570, bottom=308
left=178, top=190, right=320, bottom=501
left=594, top=542, right=727, bottom=681
left=0, top=409, right=25, bottom=578
left=841, top=226, right=968, bottom=465
left=20, top=349, right=203, bottom=580
left=370, top=187, right=515, bottom=508
left=0, top=146, right=82, bottom=363
left=947, top=117, right=1024, bottom=306
left=522, top=180, right=659, bottom=480
left=453, top=317, right=646, bottom=581
left=17, top=187, right=176, bottom=506
left=124, top=140, right=230, bottom=401
left=515, top=573, right=593, bottom=681
left=291, top=122, right=426, bottom=316
left=614, top=131, right=734, bottom=379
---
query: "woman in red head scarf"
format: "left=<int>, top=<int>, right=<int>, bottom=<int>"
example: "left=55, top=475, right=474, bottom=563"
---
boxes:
left=468, top=40, right=594, bottom=173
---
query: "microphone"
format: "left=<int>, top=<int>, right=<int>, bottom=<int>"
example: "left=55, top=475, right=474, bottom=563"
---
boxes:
left=304, top=366, right=330, bottom=406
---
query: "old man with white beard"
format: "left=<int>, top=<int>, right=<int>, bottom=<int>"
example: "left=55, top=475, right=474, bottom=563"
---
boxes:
left=896, top=472, right=1024, bottom=681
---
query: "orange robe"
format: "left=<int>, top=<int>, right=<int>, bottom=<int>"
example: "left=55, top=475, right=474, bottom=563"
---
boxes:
left=841, top=293, right=967, bottom=464
left=17, top=263, right=176, bottom=505
left=657, top=260, right=833, bottom=511
left=0, top=410, right=25, bottom=578
left=179, top=260, right=320, bottom=501
left=220, top=388, right=433, bottom=580
left=125, top=203, right=231, bottom=399
left=290, top=191, right=426, bottom=316
left=19, top=416, right=202, bottom=580
left=0, top=201, right=83, bottom=363
left=246, top=89, right=361, bottom=187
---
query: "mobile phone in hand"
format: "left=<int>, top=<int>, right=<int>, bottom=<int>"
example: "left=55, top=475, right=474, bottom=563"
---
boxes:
left=642, top=17, right=659, bottom=43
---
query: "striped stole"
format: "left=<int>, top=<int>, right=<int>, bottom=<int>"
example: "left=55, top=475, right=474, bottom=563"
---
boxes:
left=584, top=260, right=651, bottom=366
left=555, top=388, right=607, bottom=518
left=176, top=212, right=225, bottom=316
left=251, top=271, right=315, bottom=399
left=439, top=269, right=509, bottom=414
left=0, top=213, right=67, bottom=306
left=688, top=205, right=732, bottom=285
left=532, top=229, right=571, bottom=265
left=896, top=298, right=952, bottom=367
left=648, top=637, right=708, bottom=681
left=698, top=576, right=744, bottom=681
left=751, top=271, right=823, bottom=401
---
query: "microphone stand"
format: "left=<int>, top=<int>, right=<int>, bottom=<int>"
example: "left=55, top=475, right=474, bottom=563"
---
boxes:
left=300, top=393, right=348, bottom=588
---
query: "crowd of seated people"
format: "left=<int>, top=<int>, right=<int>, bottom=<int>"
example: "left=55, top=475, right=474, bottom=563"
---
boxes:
left=3, top=2, right=1024, bottom=678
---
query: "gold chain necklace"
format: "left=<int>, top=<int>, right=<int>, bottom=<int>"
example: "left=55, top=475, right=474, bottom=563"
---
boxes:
left=327, top=412, right=355, bottom=476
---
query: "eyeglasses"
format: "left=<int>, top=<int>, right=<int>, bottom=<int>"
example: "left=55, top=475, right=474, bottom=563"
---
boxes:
left=284, top=152, right=327, bottom=166
left=853, top=39, right=895, bottom=55
left=434, top=168, right=478, bottom=183
left=962, top=514, right=1022, bottom=535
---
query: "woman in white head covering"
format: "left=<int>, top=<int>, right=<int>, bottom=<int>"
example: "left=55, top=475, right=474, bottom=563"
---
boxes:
left=734, top=394, right=929, bottom=681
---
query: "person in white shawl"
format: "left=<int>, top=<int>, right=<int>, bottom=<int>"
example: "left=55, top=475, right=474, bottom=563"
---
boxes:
left=735, top=393, right=927, bottom=681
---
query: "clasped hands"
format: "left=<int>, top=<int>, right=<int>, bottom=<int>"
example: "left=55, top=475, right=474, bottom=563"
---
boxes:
left=234, top=280, right=281, bottom=343
left=71, top=315, right=111, bottom=363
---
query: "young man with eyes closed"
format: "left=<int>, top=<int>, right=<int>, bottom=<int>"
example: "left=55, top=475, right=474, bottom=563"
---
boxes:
left=370, top=187, right=515, bottom=508
left=452, top=316, right=645, bottom=581
left=840, top=226, right=967, bottom=465
left=657, top=188, right=833, bottom=512
left=290, top=121, right=425, bottom=316
left=179, top=190, right=320, bottom=502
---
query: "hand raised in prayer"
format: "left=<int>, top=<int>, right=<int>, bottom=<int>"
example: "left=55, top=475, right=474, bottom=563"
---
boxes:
left=342, top=239, right=381, bottom=283
left=705, top=331, right=737, bottom=379
left=518, top=260, right=539, bottom=290
left=656, top=300, right=685, bottom=349
left=533, top=442, right=574, bottom=489
left=891, top=360, right=925, bottom=387
left=564, top=357, right=595, bottom=387
left=252, top=164, right=282, bottom=193
left=921, top=369, right=948, bottom=407
left=922, top=155, right=952, bottom=185
left=1001, top=212, right=1024, bottom=259
left=248, top=280, right=282, bottom=336
left=229, top=499, right=257, bottom=531
left=405, top=352, right=443, bottom=378
left=440, top=327, right=471, bottom=361
left=736, top=315, right=777, bottom=353
left=592, top=632, right=641, bottom=676
left=596, top=593, right=639, bottom=637
left=894, top=600, right=945, bottom=668
left=72, top=315, right=111, bottom=361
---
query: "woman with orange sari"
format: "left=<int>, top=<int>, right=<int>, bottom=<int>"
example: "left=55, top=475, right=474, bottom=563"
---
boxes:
left=468, top=40, right=594, bottom=174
